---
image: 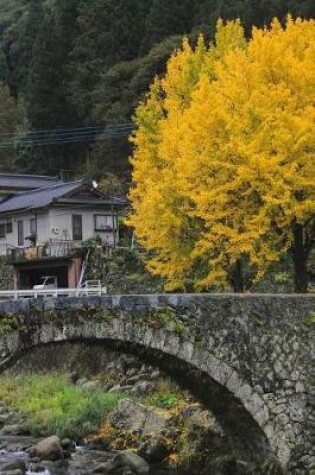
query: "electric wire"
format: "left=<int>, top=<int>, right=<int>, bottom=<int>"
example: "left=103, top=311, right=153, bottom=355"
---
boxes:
left=0, top=123, right=135, bottom=148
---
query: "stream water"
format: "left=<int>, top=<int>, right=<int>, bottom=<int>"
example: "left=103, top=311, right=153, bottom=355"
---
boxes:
left=0, top=446, right=183, bottom=475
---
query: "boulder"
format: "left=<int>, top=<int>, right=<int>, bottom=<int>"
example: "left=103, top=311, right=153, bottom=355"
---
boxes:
left=150, top=370, right=160, bottom=381
left=182, top=404, right=224, bottom=435
left=93, top=451, right=149, bottom=474
left=0, top=424, right=29, bottom=436
left=61, top=438, right=76, bottom=452
left=125, top=374, right=145, bottom=386
left=81, top=380, right=102, bottom=390
left=28, top=436, right=63, bottom=461
left=138, top=437, right=170, bottom=463
left=108, top=399, right=167, bottom=436
left=0, top=460, right=26, bottom=473
left=130, top=381, right=155, bottom=396
left=66, top=372, right=80, bottom=384
left=0, top=470, right=24, bottom=475
left=108, top=384, right=122, bottom=394
left=109, top=384, right=133, bottom=394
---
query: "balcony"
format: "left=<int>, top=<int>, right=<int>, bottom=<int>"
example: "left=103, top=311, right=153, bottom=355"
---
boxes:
left=7, top=240, right=85, bottom=264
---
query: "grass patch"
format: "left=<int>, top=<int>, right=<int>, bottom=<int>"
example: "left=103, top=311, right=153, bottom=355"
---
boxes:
left=144, top=379, right=189, bottom=409
left=145, top=392, right=182, bottom=409
left=0, top=374, right=124, bottom=440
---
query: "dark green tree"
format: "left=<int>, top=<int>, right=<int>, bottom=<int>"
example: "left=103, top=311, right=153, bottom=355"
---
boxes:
left=140, top=0, right=195, bottom=53
left=69, top=0, right=152, bottom=122
left=15, top=0, right=45, bottom=93
left=20, top=0, right=83, bottom=175
left=0, top=83, right=24, bottom=172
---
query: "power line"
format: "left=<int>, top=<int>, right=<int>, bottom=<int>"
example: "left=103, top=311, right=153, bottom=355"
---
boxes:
left=0, top=123, right=135, bottom=148
left=0, top=122, right=134, bottom=139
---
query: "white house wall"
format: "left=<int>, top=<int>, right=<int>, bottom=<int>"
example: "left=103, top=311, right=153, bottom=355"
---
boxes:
left=0, top=211, right=47, bottom=255
left=0, top=207, right=118, bottom=255
left=36, top=213, right=50, bottom=243
left=49, top=208, right=118, bottom=244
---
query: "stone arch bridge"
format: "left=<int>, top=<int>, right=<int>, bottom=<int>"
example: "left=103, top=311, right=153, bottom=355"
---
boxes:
left=0, top=294, right=313, bottom=474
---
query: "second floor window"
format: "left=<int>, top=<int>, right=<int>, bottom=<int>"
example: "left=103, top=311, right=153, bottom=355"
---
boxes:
left=72, top=214, right=82, bottom=241
left=94, top=214, right=115, bottom=231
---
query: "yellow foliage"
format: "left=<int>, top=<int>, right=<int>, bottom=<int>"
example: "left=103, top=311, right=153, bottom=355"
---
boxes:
left=128, top=18, right=315, bottom=290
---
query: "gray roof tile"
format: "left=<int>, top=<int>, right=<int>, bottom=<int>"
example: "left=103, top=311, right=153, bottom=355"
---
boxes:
left=0, top=173, right=62, bottom=190
left=0, top=180, right=125, bottom=214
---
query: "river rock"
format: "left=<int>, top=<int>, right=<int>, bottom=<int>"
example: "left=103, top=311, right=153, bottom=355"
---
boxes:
left=138, top=437, right=170, bottom=463
left=28, top=435, right=63, bottom=461
left=66, top=371, right=80, bottom=384
left=81, top=380, right=102, bottom=390
left=130, top=381, right=155, bottom=396
left=61, top=438, right=76, bottom=452
left=0, top=435, right=40, bottom=452
left=108, top=399, right=167, bottom=435
left=93, top=451, right=149, bottom=474
left=0, top=470, right=24, bottom=475
left=0, top=424, right=29, bottom=436
left=0, top=460, right=26, bottom=473
left=182, top=404, right=224, bottom=435
left=70, top=449, right=113, bottom=473
left=0, top=411, right=20, bottom=424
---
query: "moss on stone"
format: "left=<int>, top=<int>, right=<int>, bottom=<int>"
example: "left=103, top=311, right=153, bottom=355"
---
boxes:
left=0, top=313, right=25, bottom=335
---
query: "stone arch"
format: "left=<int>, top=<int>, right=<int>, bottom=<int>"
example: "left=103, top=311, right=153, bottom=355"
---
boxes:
left=1, top=293, right=313, bottom=473
left=0, top=321, right=281, bottom=473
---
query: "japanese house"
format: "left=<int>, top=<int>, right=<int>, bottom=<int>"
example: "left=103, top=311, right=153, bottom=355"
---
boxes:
left=0, top=175, right=125, bottom=290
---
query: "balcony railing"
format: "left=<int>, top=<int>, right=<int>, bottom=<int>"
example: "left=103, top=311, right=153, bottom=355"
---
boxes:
left=6, top=240, right=85, bottom=263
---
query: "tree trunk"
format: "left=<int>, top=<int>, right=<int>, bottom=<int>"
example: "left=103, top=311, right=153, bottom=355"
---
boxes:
left=230, top=259, right=245, bottom=293
left=292, top=223, right=309, bottom=293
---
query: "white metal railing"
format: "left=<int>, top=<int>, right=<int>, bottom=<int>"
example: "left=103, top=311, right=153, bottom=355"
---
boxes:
left=0, top=282, right=107, bottom=300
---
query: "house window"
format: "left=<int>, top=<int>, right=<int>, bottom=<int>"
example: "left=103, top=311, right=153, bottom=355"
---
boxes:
left=0, top=223, right=5, bottom=239
left=18, top=220, right=24, bottom=246
left=30, top=218, right=37, bottom=236
left=94, top=214, right=114, bottom=231
left=6, top=219, right=13, bottom=234
left=72, top=214, right=82, bottom=241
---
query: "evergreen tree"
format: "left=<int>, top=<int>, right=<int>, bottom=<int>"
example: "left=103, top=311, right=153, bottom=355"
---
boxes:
left=140, top=0, right=195, bottom=53
left=0, top=45, right=9, bottom=85
left=0, top=83, right=24, bottom=172
left=15, top=0, right=44, bottom=93
left=22, top=0, right=82, bottom=175
left=70, top=0, right=152, bottom=122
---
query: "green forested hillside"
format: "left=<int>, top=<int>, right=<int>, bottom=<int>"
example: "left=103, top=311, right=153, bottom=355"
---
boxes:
left=0, top=0, right=314, bottom=181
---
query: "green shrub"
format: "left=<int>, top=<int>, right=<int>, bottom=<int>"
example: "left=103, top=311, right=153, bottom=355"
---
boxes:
left=0, top=374, right=124, bottom=439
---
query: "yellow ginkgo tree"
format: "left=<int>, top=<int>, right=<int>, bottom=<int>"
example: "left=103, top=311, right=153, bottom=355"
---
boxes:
left=128, top=18, right=315, bottom=292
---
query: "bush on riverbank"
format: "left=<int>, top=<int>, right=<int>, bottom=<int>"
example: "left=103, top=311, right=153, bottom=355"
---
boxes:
left=0, top=374, right=124, bottom=439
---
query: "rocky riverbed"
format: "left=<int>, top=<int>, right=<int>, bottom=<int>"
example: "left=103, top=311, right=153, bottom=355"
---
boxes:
left=0, top=395, right=231, bottom=475
left=0, top=403, right=161, bottom=475
left=0, top=346, right=239, bottom=475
